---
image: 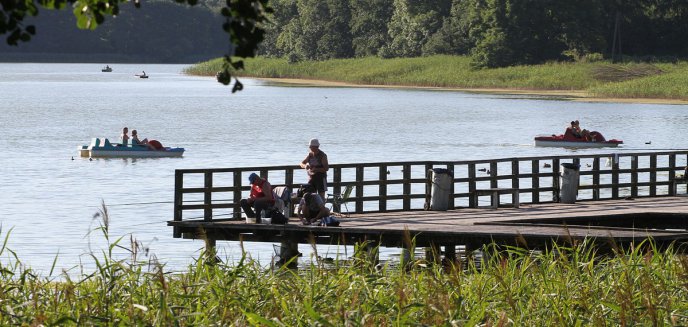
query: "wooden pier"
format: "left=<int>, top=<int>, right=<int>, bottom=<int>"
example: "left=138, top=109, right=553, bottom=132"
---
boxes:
left=168, top=151, right=688, bottom=262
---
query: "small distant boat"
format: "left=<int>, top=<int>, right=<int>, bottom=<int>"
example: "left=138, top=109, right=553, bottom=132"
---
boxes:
left=136, top=71, right=148, bottom=79
left=78, top=138, right=184, bottom=158
left=101, top=66, right=112, bottom=72
left=534, top=129, right=623, bottom=148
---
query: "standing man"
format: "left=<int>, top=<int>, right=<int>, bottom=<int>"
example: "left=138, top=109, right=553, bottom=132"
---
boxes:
left=300, top=138, right=329, bottom=201
left=240, top=173, right=274, bottom=222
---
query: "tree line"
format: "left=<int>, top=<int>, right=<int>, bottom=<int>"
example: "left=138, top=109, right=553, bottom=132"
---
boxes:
left=259, top=0, right=688, bottom=67
left=0, top=1, right=230, bottom=63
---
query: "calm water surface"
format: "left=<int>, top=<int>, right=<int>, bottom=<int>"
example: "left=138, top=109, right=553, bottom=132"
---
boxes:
left=2, top=63, right=688, bottom=274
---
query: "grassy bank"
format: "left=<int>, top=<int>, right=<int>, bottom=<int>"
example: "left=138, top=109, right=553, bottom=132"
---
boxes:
left=185, top=56, right=688, bottom=100
left=2, top=219, right=688, bottom=325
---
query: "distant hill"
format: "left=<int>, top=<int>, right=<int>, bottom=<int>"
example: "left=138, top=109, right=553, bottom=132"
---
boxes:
left=0, top=1, right=229, bottom=63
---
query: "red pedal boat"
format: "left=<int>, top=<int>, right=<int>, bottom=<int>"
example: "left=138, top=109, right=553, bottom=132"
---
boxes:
left=534, top=128, right=623, bottom=148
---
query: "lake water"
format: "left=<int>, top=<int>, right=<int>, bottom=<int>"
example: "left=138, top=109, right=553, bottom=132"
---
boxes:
left=2, top=63, right=688, bottom=275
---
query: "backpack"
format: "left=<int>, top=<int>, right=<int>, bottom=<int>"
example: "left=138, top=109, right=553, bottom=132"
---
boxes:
left=270, top=209, right=288, bottom=224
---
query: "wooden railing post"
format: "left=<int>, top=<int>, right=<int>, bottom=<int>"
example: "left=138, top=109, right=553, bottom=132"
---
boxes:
left=333, top=167, right=342, bottom=212
left=531, top=160, right=540, bottom=204
left=489, top=161, right=498, bottom=189
left=173, top=170, right=183, bottom=238
left=468, top=163, right=477, bottom=207
left=204, top=171, right=213, bottom=221
left=612, top=154, right=620, bottom=199
left=593, top=157, right=600, bottom=200
left=552, top=158, right=560, bottom=202
left=379, top=165, right=388, bottom=212
left=511, top=160, right=519, bottom=207
left=631, top=155, right=639, bottom=197
left=233, top=170, right=242, bottom=219
left=669, top=154, right=677, bottom=196
left=425, top=163, right=433, bottom=209
left=448, top=163, right=456, bottom=209
left=650, top=155, right=657, bottom=196
left=356, top=165, right=364, bottom=213
left=403, top=164, right=411, bottom=211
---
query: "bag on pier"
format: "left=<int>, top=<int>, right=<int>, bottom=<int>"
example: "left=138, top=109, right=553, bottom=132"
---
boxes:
left=270, top=209, right=288, bottom=225
left=319, top=216, right=340, bottom=227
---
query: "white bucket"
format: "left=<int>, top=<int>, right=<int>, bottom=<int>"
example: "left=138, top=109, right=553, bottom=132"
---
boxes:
left=246, top=217, right=257, bottom=224
left=262, top=217, right=272, bottom=224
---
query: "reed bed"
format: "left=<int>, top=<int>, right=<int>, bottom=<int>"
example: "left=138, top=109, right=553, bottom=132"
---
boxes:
left=185, top=55, right=688, bottom=100
left=2, top=210, right=688, bottom=327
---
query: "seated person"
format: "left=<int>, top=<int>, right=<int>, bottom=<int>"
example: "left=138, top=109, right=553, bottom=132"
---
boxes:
left=120, top=127, right=129, bottom=146
left=298, top=191, right=330, bottom=225
left=131, top=129, right=155, bottom=150
left=570, top=120, right=592, bottom=141
left=569, top=121, right=582, bottom=138
left=240, top=173, right=275, bottom=222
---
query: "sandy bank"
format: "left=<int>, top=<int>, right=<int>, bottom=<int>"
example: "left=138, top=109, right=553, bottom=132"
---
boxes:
left=254, top=77, right=688, bottom=105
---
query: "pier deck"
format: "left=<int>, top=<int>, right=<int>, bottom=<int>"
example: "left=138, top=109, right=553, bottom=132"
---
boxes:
left=169, top=196, right=688, bottom=251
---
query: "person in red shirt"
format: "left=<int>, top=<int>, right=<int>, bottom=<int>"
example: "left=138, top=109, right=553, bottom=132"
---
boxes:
left=240, top=173, right=275, bottom=222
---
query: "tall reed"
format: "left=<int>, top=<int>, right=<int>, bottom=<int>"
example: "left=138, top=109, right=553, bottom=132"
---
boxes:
left=184, top=56, right=688, bottom=100
left=1, top=208, right=688, bottom=325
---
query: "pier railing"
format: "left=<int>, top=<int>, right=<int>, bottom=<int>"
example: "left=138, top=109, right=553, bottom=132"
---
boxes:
left=173, top=151, right=688, bottom=226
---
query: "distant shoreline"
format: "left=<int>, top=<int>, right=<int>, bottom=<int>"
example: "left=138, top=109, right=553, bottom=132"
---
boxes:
left=253, top=77, right=688, bottom=105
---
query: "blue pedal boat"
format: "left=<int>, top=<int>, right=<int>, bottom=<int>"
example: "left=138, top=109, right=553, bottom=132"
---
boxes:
left=78, top=138, right=184, bottom=158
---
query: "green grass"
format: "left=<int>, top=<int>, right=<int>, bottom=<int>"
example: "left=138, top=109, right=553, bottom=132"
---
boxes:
left=2, top=205, right=688, bottom=325
left=185, top=55, right=688, bottom=100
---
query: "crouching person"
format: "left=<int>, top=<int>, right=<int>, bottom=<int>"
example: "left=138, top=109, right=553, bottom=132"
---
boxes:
left=298, top=191, right=330, bottom=225
left=240, top=173, right=274, bottom=222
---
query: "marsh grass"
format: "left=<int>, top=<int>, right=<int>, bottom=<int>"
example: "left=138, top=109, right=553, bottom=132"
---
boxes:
left=2, top=207, right=688, bottom=325
left=185, top=55, right=688, bottom=99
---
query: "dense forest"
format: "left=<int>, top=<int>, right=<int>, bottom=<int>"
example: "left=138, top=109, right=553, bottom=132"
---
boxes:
left=0, top=1, right=228, bottom=63
left=259, top=0, right=688, bottom=67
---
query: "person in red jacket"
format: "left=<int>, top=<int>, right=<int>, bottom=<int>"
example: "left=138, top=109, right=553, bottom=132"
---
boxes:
left=240, top=173, right=275, bottom=222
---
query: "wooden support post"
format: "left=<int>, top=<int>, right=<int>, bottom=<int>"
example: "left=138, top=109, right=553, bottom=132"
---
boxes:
left=278, top=236, right=300, bottom=268
left=425, top=243, right=441, bottom=264
left=204, top=237, right=217, bottom=263
left=444, top=244, right=456, bottom=262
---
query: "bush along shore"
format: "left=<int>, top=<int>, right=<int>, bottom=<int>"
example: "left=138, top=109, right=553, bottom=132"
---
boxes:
left=2, top=206, right=688, bottom=325
left=185, top=55, right=688, bottom=101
